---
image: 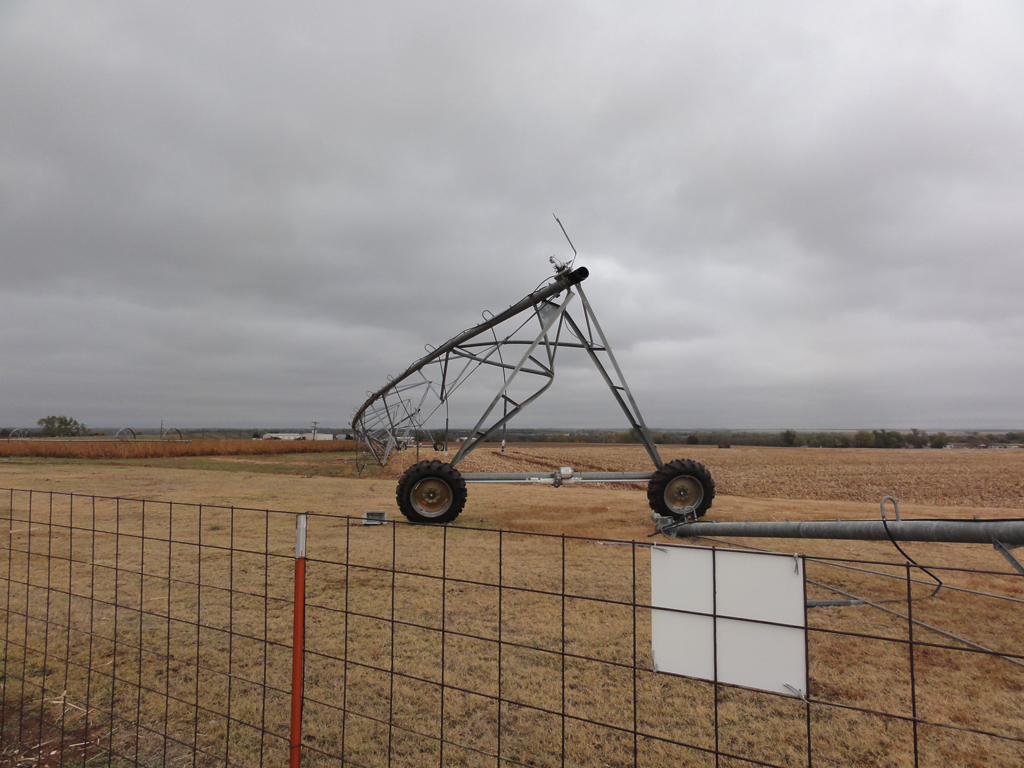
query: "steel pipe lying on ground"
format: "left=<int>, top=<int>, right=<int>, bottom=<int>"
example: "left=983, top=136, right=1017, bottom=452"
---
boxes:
left=657, top=518, right=1024, bottom=545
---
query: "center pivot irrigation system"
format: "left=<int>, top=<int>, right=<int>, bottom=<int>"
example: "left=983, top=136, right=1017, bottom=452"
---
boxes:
left=351, top=226, right=714, bottom=524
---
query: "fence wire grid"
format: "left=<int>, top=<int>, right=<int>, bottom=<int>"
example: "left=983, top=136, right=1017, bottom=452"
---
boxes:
left=1, top=487, right=1023, bottom=767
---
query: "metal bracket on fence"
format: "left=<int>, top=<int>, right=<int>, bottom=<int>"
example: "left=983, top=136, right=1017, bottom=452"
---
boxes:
left=783, top=684, right=807, bottom=701
left=993, top=540, right=1024, bottom=576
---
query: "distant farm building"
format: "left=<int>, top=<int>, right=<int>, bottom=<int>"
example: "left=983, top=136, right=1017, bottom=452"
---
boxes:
left=261, top=433, right=335, bottom=441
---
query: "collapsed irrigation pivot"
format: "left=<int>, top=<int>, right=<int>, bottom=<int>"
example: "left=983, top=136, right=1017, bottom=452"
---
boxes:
left=352, top=223, right=715, bottom=524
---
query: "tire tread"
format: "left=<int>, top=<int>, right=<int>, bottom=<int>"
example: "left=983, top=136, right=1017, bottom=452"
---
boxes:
left=647, top=458, right=715, bottom=519
left=396, top=460, right=467, bottom=524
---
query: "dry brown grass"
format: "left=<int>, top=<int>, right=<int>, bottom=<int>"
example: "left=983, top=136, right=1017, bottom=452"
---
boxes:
left=10, top=498, right=1016, bottom=768
left=385, top=443, right=1024, bottom=508
left=2, top=446, right=1024, bottom=766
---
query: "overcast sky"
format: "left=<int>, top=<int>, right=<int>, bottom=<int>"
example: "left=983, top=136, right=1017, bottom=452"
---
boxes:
left=2, top=1, right=1023, bottom=432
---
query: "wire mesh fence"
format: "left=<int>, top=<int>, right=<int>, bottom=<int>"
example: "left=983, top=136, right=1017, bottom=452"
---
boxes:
left=2, top=487, right=1023, bottom=767
left=0, top=488, right=298, bottom=766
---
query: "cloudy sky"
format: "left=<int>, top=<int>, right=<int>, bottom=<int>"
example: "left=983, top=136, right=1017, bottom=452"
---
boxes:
left=2, top=1, right=1023, bottom=432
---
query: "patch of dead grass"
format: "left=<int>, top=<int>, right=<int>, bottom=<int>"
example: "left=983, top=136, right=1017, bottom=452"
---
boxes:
left=2, top=446, right=1024, bottom=766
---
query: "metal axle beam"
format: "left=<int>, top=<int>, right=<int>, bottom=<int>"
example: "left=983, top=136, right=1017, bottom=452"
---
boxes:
left=462, top=470, right=654, bottom=484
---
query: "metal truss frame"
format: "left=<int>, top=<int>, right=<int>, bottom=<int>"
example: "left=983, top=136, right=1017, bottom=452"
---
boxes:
left=351, top=264, right=665, bottom=472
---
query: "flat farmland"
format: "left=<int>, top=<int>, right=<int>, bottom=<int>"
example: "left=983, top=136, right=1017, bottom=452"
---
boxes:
left=386, top=443, right=1024, bottom=508
left=4, top=444, right=1024, bottom=766
left=2, top=444, right=1023, bottom=562
left=3, top=445, right=1023, bottom=540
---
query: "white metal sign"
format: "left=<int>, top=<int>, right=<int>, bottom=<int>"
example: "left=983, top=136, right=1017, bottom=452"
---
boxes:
left=651, top=546, right=807, bottom=697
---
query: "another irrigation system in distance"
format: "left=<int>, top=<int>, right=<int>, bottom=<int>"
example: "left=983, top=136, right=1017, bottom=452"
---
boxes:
left=351, top=219, right=715, bottom=525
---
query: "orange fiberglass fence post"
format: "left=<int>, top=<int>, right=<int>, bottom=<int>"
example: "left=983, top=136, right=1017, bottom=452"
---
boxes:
left=290, top=514, right=307, bottom=768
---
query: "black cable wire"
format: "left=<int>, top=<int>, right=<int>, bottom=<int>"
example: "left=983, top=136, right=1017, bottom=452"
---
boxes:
left=879, top=497, right=944, bottom=599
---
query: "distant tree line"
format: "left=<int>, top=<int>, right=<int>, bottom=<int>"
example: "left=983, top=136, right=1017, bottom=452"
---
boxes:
left=438, top=427, right=1024, bottom=448
left=36, top=415, right=90, bottom=437
left=492, top=427, right=1024, bottom=449
left=6, top=421, right=1021, bottom=448
left=647, top=428, right=1024, bottom=449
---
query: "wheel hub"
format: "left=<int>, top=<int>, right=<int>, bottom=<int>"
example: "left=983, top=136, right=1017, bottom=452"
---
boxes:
left=664, top=476, right=703, bottom=513
left=411, top=478, right=453, bottom=516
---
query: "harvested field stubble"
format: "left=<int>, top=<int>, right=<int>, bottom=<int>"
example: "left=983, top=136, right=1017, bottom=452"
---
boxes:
left=385, top=444, right=1024, bottom=508
left=3, top=440, right=1024, bottom=766
left=4, top=441, right=1021, bottom=510
left=6, top=533, right=1023, bottom=767
left=0, top=438, right=357, bottom=460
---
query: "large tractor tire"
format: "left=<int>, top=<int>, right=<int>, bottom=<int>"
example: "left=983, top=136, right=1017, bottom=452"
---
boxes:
left=647, top=459, right=715, bottom=520
left=396, top=460, right=467, bottom=524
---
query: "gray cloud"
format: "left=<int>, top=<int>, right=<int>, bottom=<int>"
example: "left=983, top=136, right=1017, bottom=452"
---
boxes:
left=2, top=1, right=1023, bottom=431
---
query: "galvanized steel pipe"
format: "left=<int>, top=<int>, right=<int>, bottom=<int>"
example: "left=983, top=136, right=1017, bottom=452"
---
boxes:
left=462, top=470, right=654, bottom=483
left=351, top=266, right=589, bottom=432
left=663, top=519, right=1024, bottom=545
